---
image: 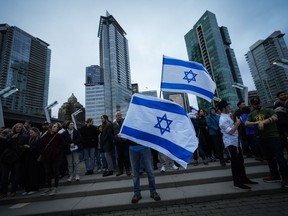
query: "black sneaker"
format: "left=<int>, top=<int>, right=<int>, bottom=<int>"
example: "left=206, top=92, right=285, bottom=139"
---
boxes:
left=281, top=180, right=288, bottom=188
left=234, top=183, right=251, bottom=190
left=241, top=179, right=258, bottom=185
left=263, top=176, right=281, bottom=183
left=116, top=171, right=123, bottom=176
left=102, top=171, right=113, bottom=177
left=131, top=194, right=142, bottom=203
left=150, top=192, right=161, bottom=201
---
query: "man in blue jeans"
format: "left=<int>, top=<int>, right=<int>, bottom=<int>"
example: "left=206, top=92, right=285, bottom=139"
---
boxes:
left=128, top=140, right=161, bottom=203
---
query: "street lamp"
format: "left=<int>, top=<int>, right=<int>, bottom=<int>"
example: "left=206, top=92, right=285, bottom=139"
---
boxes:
left=0, top=86, right=19, bottom=127
left=44, top=101, right=58, bottom=123
left=232, top=82, right=248, bottom=105
left=71, top=109, right=83, bottom=130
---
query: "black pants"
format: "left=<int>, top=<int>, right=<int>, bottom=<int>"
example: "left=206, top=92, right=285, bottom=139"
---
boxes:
left=227, top=145, right=247, bottom=184
left=210, top=134, right=224, bottom=161
left=43, top=160, right=60, bottom=188
left=1, top=162, right=20, bottom=194
left=115, top=142, right=130, bottom=172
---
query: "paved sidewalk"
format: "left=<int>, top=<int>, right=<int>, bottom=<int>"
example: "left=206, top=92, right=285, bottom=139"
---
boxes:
left=86, top=192, right=288, bottom=216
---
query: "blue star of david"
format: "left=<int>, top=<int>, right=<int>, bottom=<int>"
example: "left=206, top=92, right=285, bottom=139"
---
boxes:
left=154, top=113, right=173, bottom=135
left=183, top=70, right=197, bottom=83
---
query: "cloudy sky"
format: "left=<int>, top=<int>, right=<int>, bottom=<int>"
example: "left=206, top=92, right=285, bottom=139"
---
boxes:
left=1, top=0, right=288, bottom=117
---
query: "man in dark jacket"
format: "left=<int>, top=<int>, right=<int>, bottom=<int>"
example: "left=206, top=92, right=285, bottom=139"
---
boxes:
left=80, top=118, right=98, bottom=175
left=274, top=91, right=288, bottom=153
left=113, top=112, right=131, bottom=176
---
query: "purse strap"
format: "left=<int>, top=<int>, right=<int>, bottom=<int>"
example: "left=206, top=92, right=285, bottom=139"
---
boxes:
left=43, top=134, right=57, bottom=153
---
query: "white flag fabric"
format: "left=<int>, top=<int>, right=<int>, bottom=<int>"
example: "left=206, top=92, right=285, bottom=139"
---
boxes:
left=161, top=55, right=216, bottom=102
left=119, top=93, right=198, bottom=168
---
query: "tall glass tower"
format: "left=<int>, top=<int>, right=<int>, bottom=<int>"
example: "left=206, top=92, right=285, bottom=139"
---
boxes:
left=245, top=31, right=288, bottom=107
left=184, top=11, right=243, bottom=111
left=98, top=12, right=132, bottom=121
left=85, top=65, right=104, bottom=125
left=0, top=24, right=51, bottom=115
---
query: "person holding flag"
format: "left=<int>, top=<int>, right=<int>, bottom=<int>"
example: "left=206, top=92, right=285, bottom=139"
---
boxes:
left=120, top=93, right=198, bottom=203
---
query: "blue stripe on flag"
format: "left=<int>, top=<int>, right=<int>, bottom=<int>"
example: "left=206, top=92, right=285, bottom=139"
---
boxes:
left=163, top=57, right=208, bottom=74
left=161, top=82, right=214, bottom=100
left=121, top=125, right=192, bottom=163
left=132, top=95, right=187, bottom=116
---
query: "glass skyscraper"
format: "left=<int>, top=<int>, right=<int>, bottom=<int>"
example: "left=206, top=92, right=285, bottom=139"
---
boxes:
left=0, top=23, right=51, bottom=115
left=184, top=11, right=243, bottom=111
left=85, top=65, right=104, bottom=125
left=245, top=31, right=288, bottom=106
left=98, top=12, right=132, bottom=121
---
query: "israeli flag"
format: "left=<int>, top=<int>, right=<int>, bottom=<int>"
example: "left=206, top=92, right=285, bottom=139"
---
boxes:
left=119, top=94, right=198, bottom=168
left=161, top=55, right=216, bottom=102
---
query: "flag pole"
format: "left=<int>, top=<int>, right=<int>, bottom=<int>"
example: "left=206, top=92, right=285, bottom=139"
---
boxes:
left=159, top=55, right=165, bottom=99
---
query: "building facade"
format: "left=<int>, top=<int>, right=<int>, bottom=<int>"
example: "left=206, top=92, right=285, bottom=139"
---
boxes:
left=0, top=23, right=51, bottom=115
left=97, top=12, right=132, bottom=121
left=184, top=11, right=243, bottom=111
left=245, top=31, right=288, bottom=107
left=84, top=65, right=105, bottom=125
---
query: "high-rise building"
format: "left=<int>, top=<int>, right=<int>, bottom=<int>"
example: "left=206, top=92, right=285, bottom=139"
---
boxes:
left=86, top=65, right=102, bottom=85
left=245, top=31, right=288, bottom=106
left=140, top=90, right=158, bottom=98
left=85, top=65, right=104, bottom=125
left=184, top=11, right=243, bottom=110
left=0, top=23, right=51, bottom=115
left=98, top=12, right=132, bottom=121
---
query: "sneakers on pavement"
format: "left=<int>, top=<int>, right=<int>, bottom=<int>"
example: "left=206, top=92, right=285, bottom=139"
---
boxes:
left=40, top=188, right=51, bottom=196
left=49, top=187, right=57, bottom=196
left=75, top=174, right=80, bottom=181
left=281, top=180, right=288, bottom=188
left=102, top=171, right=113, bottom=177
left=172, top=164, right=179, bottom=170
left=150, top=192, right=161, bottom=201
left=116, top=171, right=124, bottom=176
left=263, top=176, right=281, bottom=183
left=126, top=170, right=131, bottom=176
left=234, top=183, right=251, bottom=190
left=27, top=191, right=36, bottom=195
left=67, top=175, right=73, bottom=182
left=131, top=194, right=142, bottom=203
left=241, top=179, right=258, bottom=185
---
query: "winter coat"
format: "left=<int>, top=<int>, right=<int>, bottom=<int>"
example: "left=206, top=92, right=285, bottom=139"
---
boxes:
left=100, top=122, right=114, bottom=152
left=80, top=124, right=98, bottom=149
left=62, top=129, right=83, bottom=154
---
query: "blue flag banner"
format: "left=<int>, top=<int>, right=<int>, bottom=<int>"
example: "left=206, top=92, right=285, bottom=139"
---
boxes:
left=119, top=93, right=198, bottom=168
left=161, top=55, right=216, bottom=102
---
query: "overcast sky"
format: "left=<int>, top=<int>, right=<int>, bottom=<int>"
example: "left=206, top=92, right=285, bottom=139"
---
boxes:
left=1, top=0, right=288, bottom=117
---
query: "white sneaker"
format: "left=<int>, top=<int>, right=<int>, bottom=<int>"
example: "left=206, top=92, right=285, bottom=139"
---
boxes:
left=49, top=187, right=57, bottom=196
left=67, top=176, right=73, bottom=182
left=75, top=174, right=80, bottom=181
left=160, top=166, right=166, bottom=172
left=172, top=164, right=179, bottom=170
left=22, top=192, right=28, bottom=196
left=40, top=188, right=51, bottom=196
left=27, top=191, right=36, bottom=195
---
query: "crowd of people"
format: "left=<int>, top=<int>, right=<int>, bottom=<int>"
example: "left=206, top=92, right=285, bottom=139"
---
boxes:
left=0, top=91, right=287, bottom=202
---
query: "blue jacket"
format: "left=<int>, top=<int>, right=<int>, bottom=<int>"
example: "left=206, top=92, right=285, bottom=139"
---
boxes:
left=206, top=107, right=221, bottom=136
